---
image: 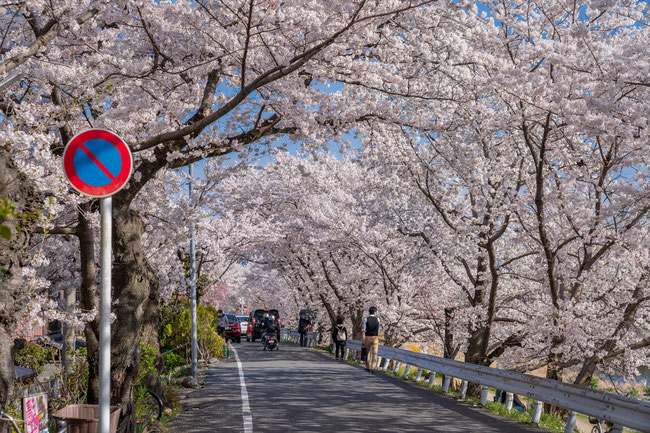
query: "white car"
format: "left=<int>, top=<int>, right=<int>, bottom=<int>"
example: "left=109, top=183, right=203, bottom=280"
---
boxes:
left=236, top=315, right=249, bottom=341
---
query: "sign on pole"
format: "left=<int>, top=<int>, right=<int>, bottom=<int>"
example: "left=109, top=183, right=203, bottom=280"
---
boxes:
left=63, top=129, right=133, bottom=433
left=63, top=129, right=133, bottom=197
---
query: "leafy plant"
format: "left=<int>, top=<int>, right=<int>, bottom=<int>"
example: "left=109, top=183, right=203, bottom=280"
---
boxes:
left=13, top=342, right=58, bottom=372
left=160, top=302, right=225, bottom=362
left=135, top=343, right=162, bottom=432
left=162, top=352, right=184, bottom=373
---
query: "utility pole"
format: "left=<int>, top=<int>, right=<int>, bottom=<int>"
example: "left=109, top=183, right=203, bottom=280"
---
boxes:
left=189, top=164, right=198, bottom=381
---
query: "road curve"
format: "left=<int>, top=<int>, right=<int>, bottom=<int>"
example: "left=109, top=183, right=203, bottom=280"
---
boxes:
left=170, top=340, right=545, bottom=433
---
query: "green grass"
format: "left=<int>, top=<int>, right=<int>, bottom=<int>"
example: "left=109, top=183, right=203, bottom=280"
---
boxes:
left=483, top=402, right=568, bottom=433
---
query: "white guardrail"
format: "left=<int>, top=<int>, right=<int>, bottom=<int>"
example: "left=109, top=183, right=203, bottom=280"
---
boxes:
left=280, top=329, right=650, bottom=433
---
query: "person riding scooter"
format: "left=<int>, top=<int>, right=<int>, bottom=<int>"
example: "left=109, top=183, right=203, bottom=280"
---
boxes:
left=262, top=314, right=280, bottom=350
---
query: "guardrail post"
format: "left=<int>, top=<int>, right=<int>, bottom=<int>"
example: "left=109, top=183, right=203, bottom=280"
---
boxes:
left=428, top=371, right=436, bottom=386
left=442, top=376, right=451, bottom=392
left=344, top=348, right=349, bottom=360
left=381, top=358, right=390, bottom=371
left=331, top=341, right=336, bottom=354
left=459, top=380, right=468, bottom=399
left=505, top=392, right=513, bottom=411
left=402, top=365, right=411, bottom=379
left=480, top=385, right=489, bottom=406
left=392, top=362, right=401, bottom=374
left=611, top=425, right=623, bottom=433
left=564, top=411, right=576, bottom=433
left=531, top=401, right=543, bottom=424
left=415, top=368, right=423, bottom=381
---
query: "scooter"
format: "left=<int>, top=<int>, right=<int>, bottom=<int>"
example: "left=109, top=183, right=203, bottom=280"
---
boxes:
left=263, top=331, right=278, bottom=351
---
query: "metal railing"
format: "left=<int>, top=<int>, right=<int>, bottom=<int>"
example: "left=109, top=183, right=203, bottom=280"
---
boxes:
left=280, top=328, right=319, bottom=347
left=281, top=329, right=650, bottom=433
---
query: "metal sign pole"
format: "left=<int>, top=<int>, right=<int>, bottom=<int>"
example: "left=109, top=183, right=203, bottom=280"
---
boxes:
left=189, top=164, right=198, bottom=381
left=99, top=196, right=112, bottom=433
left=62, top=129, right=132, bottom=433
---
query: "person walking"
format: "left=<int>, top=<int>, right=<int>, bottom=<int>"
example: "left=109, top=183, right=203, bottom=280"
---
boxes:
left=298, top=315, right=311, bottom=347
left=361, top=306, right=380, bottom=373
left=217, top=310, right=228, bottom=338
left=331, top=316, right=348, bottom=361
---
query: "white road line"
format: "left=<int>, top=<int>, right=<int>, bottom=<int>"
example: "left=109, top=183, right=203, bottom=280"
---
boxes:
left=232, top=347, right=253, bottom=433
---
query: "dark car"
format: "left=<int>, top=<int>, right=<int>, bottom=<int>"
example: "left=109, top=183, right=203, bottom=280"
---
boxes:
left=248, top=308, right=280, bottom=342
left=224, top=313, right=241, bottom=343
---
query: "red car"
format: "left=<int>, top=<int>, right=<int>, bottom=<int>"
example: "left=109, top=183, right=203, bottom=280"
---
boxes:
left=224, top=314, right=241, bottom=343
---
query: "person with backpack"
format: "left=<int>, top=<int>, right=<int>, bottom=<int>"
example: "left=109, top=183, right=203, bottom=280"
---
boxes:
left=331, top=316, right=348, bottom=361
left=361, top=306, right=381, bottom=373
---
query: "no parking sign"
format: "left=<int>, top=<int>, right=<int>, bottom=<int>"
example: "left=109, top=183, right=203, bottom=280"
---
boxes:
left=63, top=129, right=133, bottom=197
left=62, top=128, right=133, bottom=433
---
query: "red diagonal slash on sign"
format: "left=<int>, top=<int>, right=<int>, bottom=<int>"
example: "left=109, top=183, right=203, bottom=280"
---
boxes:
left=63, top=129, right=133, bottom=198
left=79, top=143, right=117, bottom=182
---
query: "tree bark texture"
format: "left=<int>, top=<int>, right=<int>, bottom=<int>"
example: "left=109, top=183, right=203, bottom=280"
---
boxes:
left=110, top=199, right=159, bottom=433
left=0, top=146, right=41, bottom=433
left=78, top=202, right=100, bottom=403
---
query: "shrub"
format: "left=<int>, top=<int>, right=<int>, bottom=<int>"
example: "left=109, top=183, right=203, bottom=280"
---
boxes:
left=160, top=303, right=225, bottom=361
left=13, top=342, right=58, bottom=372
left=162, top=352, right=185, bottom=373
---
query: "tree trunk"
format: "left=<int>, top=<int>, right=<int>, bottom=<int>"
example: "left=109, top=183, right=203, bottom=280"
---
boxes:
left=350, top=307, right=363, bottom=340
left=464, top=326, right=487, bottom=397
left=543, top=335, right=565, bottom=415
left=110, top=201, right=159, bottom=433
left=78, top=202, right=100, bottom=404
left=0, top=147, right=41, bottom=433
left=62, top=283, right=76, bottom=374
left=443, top=307, right=457, bottom=359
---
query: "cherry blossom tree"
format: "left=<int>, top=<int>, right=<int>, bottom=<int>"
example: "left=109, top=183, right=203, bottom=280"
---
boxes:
left=1, top=0, right=648, bottom=428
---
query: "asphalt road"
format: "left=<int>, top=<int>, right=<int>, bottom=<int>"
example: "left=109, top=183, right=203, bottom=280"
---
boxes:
left=170, top=341, right=546, bottom=433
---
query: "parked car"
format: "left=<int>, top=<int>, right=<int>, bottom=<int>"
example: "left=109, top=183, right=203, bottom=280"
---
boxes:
left=248, top=308, right=280, bottom=342
left=224, top=313, right=241, bottom=343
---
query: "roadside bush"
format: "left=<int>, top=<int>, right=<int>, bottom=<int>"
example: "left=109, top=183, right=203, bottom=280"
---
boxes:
left=160, top=303, right=224, bottom=361
left=162, top=352, right=185, bottom=373
left=13, top=342, right=58, bottom=372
